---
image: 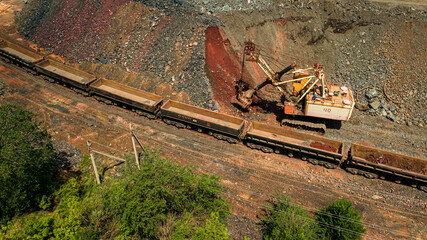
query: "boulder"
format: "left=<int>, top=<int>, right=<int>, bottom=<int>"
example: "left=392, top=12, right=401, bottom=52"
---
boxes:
left=366, top=89, right=380, bottom=99
left=355, top=102, right=369, bottom=111
left=387, top=114, right=396, bottom=121
left=369, top=100, right=381, bottom=110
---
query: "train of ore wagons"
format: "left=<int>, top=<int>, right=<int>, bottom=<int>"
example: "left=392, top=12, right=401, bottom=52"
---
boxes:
left=0, top=34, right=425, bottom=192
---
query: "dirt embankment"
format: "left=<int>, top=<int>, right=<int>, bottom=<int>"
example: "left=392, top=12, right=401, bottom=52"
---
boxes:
left=9, top=0, right=426, bottom=157
left=217, top=0, right=426, bottom=126
left=15, top=0, right=216, bottom=107
left=14, top=1, right=426, bottom=127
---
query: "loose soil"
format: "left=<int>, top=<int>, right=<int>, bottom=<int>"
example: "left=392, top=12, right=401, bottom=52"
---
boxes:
left=0, top=61, right=426, bottom=239
left=1, top=0, right=426, bottom=239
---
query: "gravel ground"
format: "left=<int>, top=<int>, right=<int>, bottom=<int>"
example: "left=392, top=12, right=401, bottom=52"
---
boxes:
left=52, top=140, right=83, bottom=170
left=14, top=0, right=426, bottom=122
left=15, top=0, right=219, bottom=107
left=0, top=79, right=11, bottom=96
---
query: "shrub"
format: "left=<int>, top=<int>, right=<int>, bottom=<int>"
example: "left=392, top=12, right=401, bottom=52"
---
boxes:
left=88, top=150, right=230, bottom=239
left=0, top=104, right=54, bottom=223
left=194, top=212, right=230, bottom=240
left=0, top=147, right=230, bottom=239
left=172, top=211, right=230, bottom=240
left=258, top=194, right=319, bottom=240
left=316, top=198, right=366, bottom=240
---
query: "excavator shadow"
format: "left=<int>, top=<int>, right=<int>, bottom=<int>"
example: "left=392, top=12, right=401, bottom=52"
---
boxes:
left=250, top=98, right=286, bottom=123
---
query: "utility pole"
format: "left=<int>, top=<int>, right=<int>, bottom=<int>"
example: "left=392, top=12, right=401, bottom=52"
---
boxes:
left=130, top=124, right=140, bottom=170
left=87, top=141, right=101, bottom=184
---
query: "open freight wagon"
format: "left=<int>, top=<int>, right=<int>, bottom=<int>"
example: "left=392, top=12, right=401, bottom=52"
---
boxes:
left=35, top=59, right=96, bottom=94
left=89, top=78, right=163, bottom=118
left=0, top=37, right=43, bottom=71
left=160, top=100, right=246, bottom=143
left=347, top=144, right=427, bottom=191
left=245, top=121, right=344, bottom=168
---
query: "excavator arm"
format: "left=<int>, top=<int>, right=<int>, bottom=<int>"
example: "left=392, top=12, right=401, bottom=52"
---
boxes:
left=234, top=41, right=295, bottom=109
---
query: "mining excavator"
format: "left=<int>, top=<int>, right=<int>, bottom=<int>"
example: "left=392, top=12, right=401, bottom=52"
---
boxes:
left=234, top=41, right=355, bottom=132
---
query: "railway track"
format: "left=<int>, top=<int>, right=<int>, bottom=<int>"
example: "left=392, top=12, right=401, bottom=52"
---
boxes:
left=0, top=59, right=426, bottom=239
left=1, top=33, right=426, bottom=192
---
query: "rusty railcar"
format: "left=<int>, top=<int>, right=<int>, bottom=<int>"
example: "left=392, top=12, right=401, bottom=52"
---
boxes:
left=0, top=37, right=43, bottom=72
left=244, top=121, right=344, bottom=168
left=160, top=100, right=246, bottom=143
left=35, top=59, right=96, bottom=94
left=346, top=144, right=427, bottom=191
left=89, top=78, right=163, bottom=118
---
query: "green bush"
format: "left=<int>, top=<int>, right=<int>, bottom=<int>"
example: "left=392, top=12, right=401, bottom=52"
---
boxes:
left=194, top=212, right=230, bottom=240
left=258, top=194, right=319, bottom=240
left=172, top=211, right=230, bottom=240
left=0, top=104, right=54, bottom=223
left=86, top=150, right=230, bottom=239
left=0, top=147, right=230, bottom=239
left=316, top=199, right=366, bottom=240
left=22, top=214, right=54, bottom=240
left=51, top=178, right=87, bottom=239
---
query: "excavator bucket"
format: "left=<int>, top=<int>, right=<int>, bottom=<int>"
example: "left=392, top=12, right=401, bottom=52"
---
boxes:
left=232, top=90, right=253, bottom=109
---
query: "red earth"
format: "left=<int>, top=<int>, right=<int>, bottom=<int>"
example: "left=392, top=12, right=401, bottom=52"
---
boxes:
left=33, top=0, right=131, bottom=61
left=204, top=27, right=242, bottom=115
left=204, top=26, right=285, bottom=126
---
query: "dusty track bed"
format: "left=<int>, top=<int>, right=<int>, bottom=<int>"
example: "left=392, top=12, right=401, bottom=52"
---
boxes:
left=1, top=60, right=426, bottom=240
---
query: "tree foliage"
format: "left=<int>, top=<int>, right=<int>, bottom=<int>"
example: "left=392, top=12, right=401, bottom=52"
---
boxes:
left=85, top=149, right=230, bottom=239
left=316, top=198, right=366, bottom=240
left=1, top=149, right=230, bottom=239
left=258, top=194, right=319, bottom=240
left=172, top=211, right=230, bottom=240
left=193, top=212, right=230, bottom=240
left=0, top=104, right=54, bottom=223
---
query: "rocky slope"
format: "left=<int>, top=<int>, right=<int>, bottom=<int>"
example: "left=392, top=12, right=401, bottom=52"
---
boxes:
left=13, top=0, right=427, bottom=155
left=15, top=0, right=426, bottom=126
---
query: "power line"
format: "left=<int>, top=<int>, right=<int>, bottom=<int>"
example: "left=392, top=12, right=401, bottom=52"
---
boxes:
left=222, top=192, right=384, bottom=240
left=224, top=185, right=413, bottom=238
left=131, top=128, right=426, bottom=219
left=128, top=128, right=426, bottom=239
left=22, top=92, right=426, bottom=219
left=11, top=82, right=425, bottom=237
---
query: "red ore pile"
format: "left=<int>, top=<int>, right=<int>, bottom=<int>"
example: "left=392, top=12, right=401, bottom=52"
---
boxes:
left=32, top=0, right=130, bottom=61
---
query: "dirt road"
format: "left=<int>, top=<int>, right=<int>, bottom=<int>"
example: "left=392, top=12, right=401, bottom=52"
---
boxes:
left=1, top=60, right=426, bottom=239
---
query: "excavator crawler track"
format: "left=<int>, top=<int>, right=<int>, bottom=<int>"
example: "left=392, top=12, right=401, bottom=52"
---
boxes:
left=281, top=118, right=326, bottom=134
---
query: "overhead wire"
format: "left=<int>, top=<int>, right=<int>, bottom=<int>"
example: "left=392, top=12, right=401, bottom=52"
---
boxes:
left=15, top=86, right=426, bottom=220
left=222, top=192, right=385, bottom=240
left=133, top=125, right=426, bottom=218
left=84, top=135, right=416, bottom=240
left=10, top=65, right=426, bottom=238
left=102, top=137, right=399, bottom=240
left=224, top=185, right=414, bottom=238
left=89, top=120, right=423, bottom=239
left=130, top=129, right=425, bottom=232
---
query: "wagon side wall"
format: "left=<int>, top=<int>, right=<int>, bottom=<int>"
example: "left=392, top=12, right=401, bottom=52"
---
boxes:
left=245, top=131, right=343, bottom=165
left=160, top=101, right=243, bottom=138
left=346, top=144, right=427, bottom=187
left=0, top=39, right=43, bottom=69
left=36, top=60, right=95, bottom=91
left=89, top=79, right=162, bottom=114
